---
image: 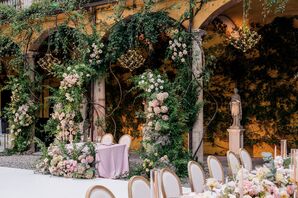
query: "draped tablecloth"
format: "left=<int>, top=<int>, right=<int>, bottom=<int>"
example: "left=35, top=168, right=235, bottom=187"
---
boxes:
left=95, top=143, right=129, bottom=179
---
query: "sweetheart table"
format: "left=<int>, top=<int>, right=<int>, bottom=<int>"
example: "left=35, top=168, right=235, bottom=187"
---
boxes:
left=95, top=143, right=129, bottom=179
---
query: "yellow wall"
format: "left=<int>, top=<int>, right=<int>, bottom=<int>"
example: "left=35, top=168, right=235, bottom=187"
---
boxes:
left=1, top=0, right=239, bottom=52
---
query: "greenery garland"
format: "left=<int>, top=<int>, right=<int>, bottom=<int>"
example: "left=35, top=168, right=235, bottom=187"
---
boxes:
left=105, top=11, right=175, bottom=63
left=3, top=72, right=39, bottom=152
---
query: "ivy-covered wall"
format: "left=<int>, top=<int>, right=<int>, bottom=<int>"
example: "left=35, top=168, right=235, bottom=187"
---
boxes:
left=204, top=16, right=298, bottom=155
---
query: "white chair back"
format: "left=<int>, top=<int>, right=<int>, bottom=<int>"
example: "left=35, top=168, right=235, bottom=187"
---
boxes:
left=207, top=156, right=224, bottom=183
left=239, top=148, right=253, bottom=171
left=160, top=168, right=182, bottom=198
left=85, top=185, right=115, bottom=198
left=188, top=161, right=205, bottom=193
left=101, top=133, right=114, bottom=145
left=227, top=151, right=240, bottom=176
left=128, top=176, right=150, bottom=198
left=119, top=134, right=132, bottom=150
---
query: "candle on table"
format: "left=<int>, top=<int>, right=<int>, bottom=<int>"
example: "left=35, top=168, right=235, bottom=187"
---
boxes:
left=291, top=149, right=295, bottom=166
left=274, top=145, right=277, bottom=159
left=295, top=151, right=298, bottom=183
left=292, top=150, right=297, bottom=181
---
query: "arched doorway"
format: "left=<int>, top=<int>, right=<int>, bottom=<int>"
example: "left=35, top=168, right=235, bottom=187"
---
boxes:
left=104, top=13, right=178, bottom=150
left=201, top=0, right=298, bottom=157
left=0, top=36, right=20, bottom=126
left=31, top=25, right=91, bottom=145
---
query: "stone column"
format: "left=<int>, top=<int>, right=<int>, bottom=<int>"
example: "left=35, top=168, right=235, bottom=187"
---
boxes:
left=227, top=128, right=244, bottom=155
left=92, top=78, right=106, bottom=142
left=26, top=51, right=38, bottom=153
left=192, top=29, right=206, bottom=162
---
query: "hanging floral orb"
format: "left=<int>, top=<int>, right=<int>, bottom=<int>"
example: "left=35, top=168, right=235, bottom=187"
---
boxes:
left=228, top=27, right=261, bottom=53
left=37, top=53, right=61, bottom=72
left=117, top=49, right=146, bottom=71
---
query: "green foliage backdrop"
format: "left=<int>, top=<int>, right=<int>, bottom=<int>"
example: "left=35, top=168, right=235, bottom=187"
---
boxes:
left=204, top=17, right=298, bottom=147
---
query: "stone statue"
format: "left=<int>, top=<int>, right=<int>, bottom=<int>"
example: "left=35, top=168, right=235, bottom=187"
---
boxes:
left=229, top=88, right=242, bottom=129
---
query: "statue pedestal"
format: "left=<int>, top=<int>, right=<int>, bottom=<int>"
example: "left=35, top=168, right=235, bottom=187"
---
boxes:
left=227, top=128, right=244, bottom=155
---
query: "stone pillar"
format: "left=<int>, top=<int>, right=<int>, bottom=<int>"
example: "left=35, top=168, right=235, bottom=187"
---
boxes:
left=227, top=128, right=244, bottom=155
left=26, top=51, right=38, bottom=153
left=192, top=29, right=206, bottom=162
left=92, top=78, right=106, bottom=142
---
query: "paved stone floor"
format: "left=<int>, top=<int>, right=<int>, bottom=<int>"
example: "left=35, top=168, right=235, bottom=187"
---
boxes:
left=0, top=151, right=264, bottom=173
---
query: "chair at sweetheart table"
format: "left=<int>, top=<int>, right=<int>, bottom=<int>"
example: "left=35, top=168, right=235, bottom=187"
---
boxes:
left=100, top=133, right=114, bottom=145
left=239, top=148, right=253, bottom=171
left=207, top=156, right=225, bottom=183
left=128, top=176, right=150, bottom=198
left=85, top=185, right=116, bottom=198
left=188, top=161, right=205, bottom=193
left=119, top=134, right=132, bottom=150
left=227, top=151, right=241, bottom=176
left=160, top=168, right=183, bottom=198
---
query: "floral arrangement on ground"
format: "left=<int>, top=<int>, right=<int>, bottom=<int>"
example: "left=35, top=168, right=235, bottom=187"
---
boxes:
left=36, top=140, right=96, bottom=179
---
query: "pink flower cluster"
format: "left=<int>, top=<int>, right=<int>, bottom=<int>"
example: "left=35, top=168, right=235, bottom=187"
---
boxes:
left=14, top=103, right=33, bottom=125
left=60, top=73, right=80, bottom=89
left=10, top=101, right=34, bottom=135
left=142, top=92, right=171, bottom=153
left=51, top=103, right=78, bottom=142
left=147, top=92, right=169, bottom=125
left=78, top=154, right=94, bottom=164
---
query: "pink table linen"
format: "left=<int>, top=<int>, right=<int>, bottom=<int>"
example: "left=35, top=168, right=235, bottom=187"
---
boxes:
left=95, top=143, right=129, bottom=179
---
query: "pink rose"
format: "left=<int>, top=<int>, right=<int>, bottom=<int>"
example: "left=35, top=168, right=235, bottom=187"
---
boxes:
left=161, top=106, right=168, bottom=113
left=162, top=115, right=169, bottom=121
left=151, top=99, right=159, bottom=107
left=86, top=155, right=94, bottom=163
left=287, top=185, right=295, bottom=195
left=155, top=122, right=161, bottom=131
left=153, top=107, right=161, bottom=114
left=162, top=92, right=169, bottom=99
left=81, top=159, right=87, bottom=164
left=147, top=107, right=152, bottom=113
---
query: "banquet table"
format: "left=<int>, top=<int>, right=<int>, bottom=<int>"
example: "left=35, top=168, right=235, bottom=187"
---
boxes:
left=95, top=143, right=129, bottom=179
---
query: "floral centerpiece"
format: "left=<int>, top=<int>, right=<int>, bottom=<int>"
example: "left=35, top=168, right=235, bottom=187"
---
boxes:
left=197, top=153, right=297, bottom=198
